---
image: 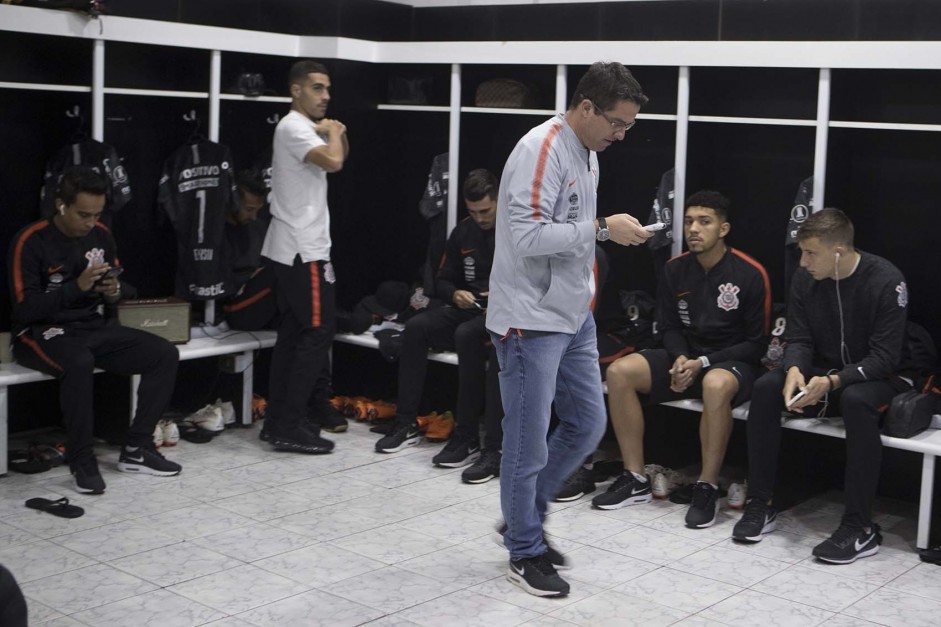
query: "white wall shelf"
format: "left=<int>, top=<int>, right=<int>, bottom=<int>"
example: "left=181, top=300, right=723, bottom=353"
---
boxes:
left=0, top=81, right=91, bottom=93
left=104, top=87, right=209, bottom=99
left=828, top=120, right=941, bottom=133
left=460, top=106, right=557, bottom=115
left=219, top=94, right=292, bottom=103
left=377, top=104, right=450, bottom=112
left=688, top=115, right=817, bottom=127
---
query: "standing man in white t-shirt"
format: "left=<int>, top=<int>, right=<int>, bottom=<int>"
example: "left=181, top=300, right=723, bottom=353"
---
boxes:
left=260, top=60, right=349, bottom=453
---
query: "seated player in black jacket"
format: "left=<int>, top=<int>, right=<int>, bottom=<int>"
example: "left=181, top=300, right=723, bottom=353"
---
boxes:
left=7, top=167, right=181, bottom=495
left=375, top=169, right=504, bottom=483
left=733, top=208, right=910, bottom=565
left=594, top=190, right=771, bottom=529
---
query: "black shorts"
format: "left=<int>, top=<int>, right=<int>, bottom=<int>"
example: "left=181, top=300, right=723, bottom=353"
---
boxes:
left=639, top=348, right=756, bottom=407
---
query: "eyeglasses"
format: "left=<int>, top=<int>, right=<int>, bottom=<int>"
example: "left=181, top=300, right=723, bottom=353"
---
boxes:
left=591, top=102, right=636, bottom=133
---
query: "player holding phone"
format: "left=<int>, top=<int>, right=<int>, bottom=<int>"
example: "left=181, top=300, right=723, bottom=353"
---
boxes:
left=7, top=167, right=182, bottom=495
left=734, top=208, right=910, bottom=566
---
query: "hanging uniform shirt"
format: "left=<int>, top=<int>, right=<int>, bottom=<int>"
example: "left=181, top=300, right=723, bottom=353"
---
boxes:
left=40, top=139, right=132, bottom=223
left=158, top=140, right=237, bottom=300
left=7, top=218, right=120, bottom=335
left=784, top=175, right=814, bottom=301
left=658, top=248, right=772, bottom=365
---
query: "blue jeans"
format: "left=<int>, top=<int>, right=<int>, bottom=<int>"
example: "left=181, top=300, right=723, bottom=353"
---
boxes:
left=490, top=315, right=607, bottom=560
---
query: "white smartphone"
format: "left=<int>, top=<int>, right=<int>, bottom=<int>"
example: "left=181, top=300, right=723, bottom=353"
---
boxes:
left=644, top=222, right=666, bottom=232
left=786, top=389, right=807, bottom=408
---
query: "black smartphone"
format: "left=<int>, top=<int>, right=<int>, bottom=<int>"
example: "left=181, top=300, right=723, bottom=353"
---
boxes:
left=96, top=266, right=124, bottom=284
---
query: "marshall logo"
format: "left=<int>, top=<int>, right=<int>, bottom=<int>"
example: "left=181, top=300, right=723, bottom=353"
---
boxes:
left=717, top=283, right=741, bottom=312
left=42, top=327, right=65, bottom=341
left=141, top=319, right=170, bottom=328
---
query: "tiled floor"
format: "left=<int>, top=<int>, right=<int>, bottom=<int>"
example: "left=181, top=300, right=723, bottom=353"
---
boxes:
left=2, top=420, right=940, bottom=627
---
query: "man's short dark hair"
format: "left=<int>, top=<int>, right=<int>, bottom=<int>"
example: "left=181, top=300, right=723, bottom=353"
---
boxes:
left=463, top=169, right=499, bottom=202
left=236, top=170, right=268, bottom=201
left=288, top=60, right=329, bottom=88
left=685, top=190, right=731, bottom=223
left=569, top=61, right=648, bottom=112
left=56, top=166, right=107, bottom=206
left=798, top=207, right=855, bottom=248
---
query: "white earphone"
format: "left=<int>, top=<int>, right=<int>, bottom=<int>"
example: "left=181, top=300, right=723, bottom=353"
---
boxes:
left=58, top=205, right=65, bottom=215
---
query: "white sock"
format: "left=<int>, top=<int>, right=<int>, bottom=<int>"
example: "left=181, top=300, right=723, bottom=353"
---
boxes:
left=631, top=471, right=647, bottom=483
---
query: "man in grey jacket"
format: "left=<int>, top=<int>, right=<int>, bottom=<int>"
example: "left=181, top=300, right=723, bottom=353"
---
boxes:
left=487, top=61, right=653, bottom=597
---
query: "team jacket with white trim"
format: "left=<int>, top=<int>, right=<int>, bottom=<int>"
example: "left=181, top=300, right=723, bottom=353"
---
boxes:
left=7, top=219, right=119, bottom=335
left=784, top=251, right=908, bottom=386
left=487, top=114, right=599, bottom=335
left=658, top=248, right=772, bottom=365
left=435, top=217, right=495, bottom=304
left=158, top=140, right=237, bottom=300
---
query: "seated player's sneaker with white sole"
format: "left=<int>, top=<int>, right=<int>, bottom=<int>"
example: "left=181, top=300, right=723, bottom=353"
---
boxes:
left=117, top=444, right=182, bottom=476
left=812, top=523, right=882, bottom=564
left=591, top=471, right=653, bottom=510
left=731, top=499, right=777, bottom=543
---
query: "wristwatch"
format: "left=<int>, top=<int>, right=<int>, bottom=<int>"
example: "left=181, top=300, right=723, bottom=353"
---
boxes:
left=596, top=217, right=610, bottom=242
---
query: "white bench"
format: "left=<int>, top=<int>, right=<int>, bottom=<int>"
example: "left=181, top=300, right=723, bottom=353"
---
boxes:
left=333, top=333, right=941, bottom=549
left=660, top=398, right=941, bottom=550
left=0, top=328, right=277, bottom=475
left=333, top=331, right=459, bottom=366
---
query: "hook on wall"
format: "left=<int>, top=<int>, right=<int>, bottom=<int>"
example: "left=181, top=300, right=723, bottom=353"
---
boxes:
left=65, top=105, right=81, bottom=118
left=182, top=110, right=198, bottom=122
left=266, top=113, right=280, bottom=125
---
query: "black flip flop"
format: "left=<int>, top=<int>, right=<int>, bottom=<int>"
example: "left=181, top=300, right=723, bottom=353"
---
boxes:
left=8, top=450, right=52, bottom=474
left=179, top=423, right=214, bottom=444
left=25, top=497, right=85, bottom=519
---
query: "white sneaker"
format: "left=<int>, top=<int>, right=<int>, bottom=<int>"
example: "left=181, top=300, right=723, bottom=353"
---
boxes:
left=186, top=404, right=225, bottom=432
left=153, top=422, right=164, bottom=448
left=651, top=466, right=685, bottom=499
left=214, top=398, right=236, bottom=426
left=162, top=420, right=180, bottom=447
left=728, top=481, right=748, bottom=510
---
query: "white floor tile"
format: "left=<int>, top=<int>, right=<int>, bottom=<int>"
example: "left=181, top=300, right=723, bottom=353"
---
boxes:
left=842, top=587, right=941, bottom=627
left=253, top=542, right=386, bottom=587
left=613, top=566, right=742, bottom=613
left=21, top=563, right=156, bottom=614
left=751, top=564, right=880, bottom=612
left=190, top=521, right=319, bottom=562
left=0, top=540, right=97, bottom=583
left=699, top=588, right=834, bottom=626
left=166, top=563, right=309, bottom=614
left=395, top=588, right=540, bottom=627
left=321, top=565, right=460, bottom=613
left=236, top=588, right=384, bottom=627
left=107, top=542, right=243, bottom=587
left=70, top=588, right=225, bottom=627
left=548, top=589, right=690, bottom=627
left=669, top=545, right=790, bottom=588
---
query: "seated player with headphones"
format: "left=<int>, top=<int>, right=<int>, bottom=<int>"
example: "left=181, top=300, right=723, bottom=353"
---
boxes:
left=7, top=166, right=182, bottom=495
left=733, top=208, right=910, bottom=564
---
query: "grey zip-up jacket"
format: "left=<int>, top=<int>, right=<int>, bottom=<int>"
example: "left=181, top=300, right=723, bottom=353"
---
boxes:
left=487, top=114, right=600, bottom=335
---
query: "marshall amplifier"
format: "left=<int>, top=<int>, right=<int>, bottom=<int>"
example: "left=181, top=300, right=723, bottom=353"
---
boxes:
left=118, top=297, right=192, bottom=344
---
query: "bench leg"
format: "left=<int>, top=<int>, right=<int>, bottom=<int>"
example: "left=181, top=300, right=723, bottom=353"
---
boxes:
left=130, top=374, right=141, bottom=424
left=918, top=454, right=935, bottom=550
left=241, top=350, right=254, bottom=427
left=1, top=385, right=7, bottom=475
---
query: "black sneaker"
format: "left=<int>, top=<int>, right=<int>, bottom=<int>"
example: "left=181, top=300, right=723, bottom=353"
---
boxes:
left=685, top=481, right=720, bottom=528
left=507, top=553, right=570, bottom=597
left=494, top=522, right=570, bottom=570
left=462, top=449, right=501, bottom=484
left=732, top=499, right=777, bottom=543
left=71, top=456, right=105, bottom=495
left=268, top=424, right=335, bottom=454
left=311, top=406, right=349, bottom=434
left=553, top=466, right=596, bottom=502
left=375, top=421, right=421, bottom=453
left=813, top=523, right=882, bottom=564
left=432, top=436, right=481, bottom=468
left=117, top=444, right=182, bottom=476
left=591, top=471, right=652, bottom=510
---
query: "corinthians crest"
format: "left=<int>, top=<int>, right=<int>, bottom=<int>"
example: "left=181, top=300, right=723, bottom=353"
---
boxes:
left=716, top=282, right=740, bottom=312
